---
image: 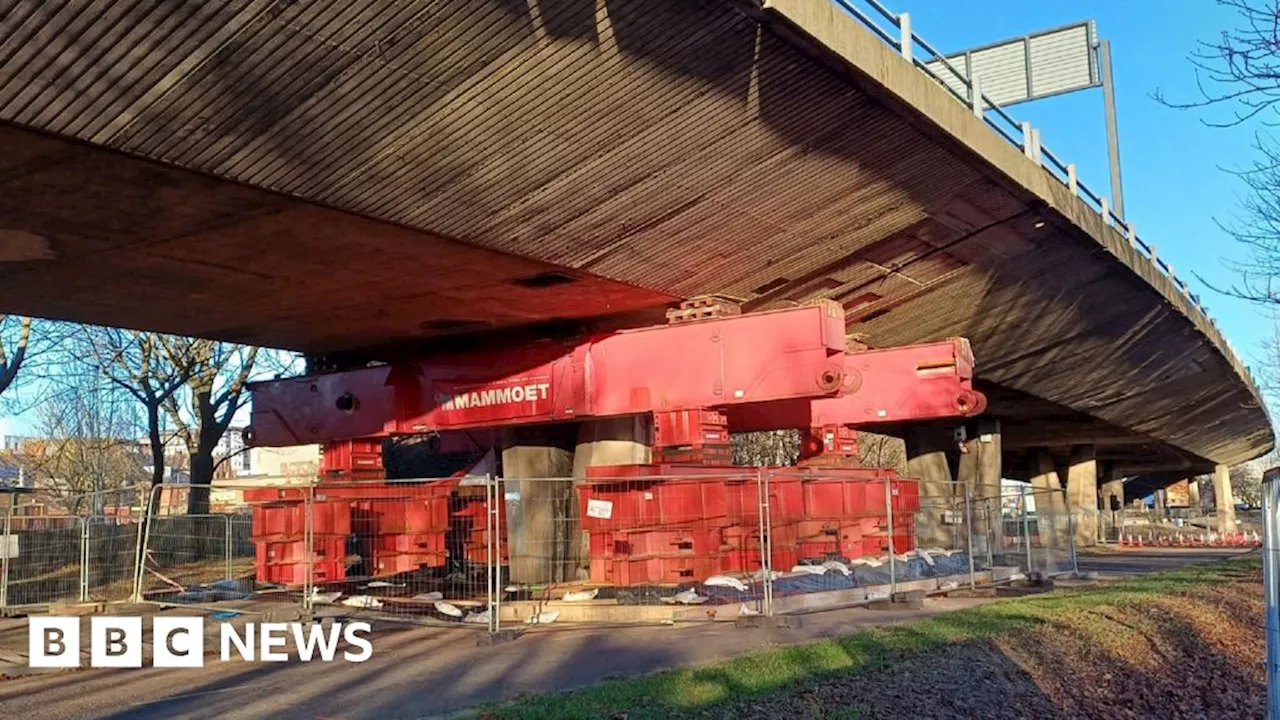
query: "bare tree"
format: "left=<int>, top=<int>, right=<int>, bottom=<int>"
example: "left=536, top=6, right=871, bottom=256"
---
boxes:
left=160, top=338, right=259, bottom=514
left=26, top=373, right=147, bottom=513
left=859, top=430, right=908, bottom=475
left=1231, top=461, right=1264, bottom=507
left=0, top=316, right=77, bottom=419
left=81, top=328, right=190, bottom=488
left=732, top=430, right=800, bottom=466
left=1160, top=1, right=1280, bottom=304
left=0, top=314, right=31, bottom=397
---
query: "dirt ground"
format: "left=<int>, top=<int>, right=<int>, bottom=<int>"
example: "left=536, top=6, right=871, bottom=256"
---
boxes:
left=709, top=563, right=1265, bottom=720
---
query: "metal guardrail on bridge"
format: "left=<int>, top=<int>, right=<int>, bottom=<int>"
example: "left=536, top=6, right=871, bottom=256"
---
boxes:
left=826, top=0, right=1256, bottom=384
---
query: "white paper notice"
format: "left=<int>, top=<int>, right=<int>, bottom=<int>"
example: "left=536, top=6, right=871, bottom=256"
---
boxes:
left=586, top=499, right=614, bottom=519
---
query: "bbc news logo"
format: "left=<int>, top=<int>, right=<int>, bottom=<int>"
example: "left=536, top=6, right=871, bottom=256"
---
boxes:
left=29, top=617, right=373, bottom=668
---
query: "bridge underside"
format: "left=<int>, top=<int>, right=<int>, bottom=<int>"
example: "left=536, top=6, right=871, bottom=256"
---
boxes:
left=0, top=0, right=1269, bottom=473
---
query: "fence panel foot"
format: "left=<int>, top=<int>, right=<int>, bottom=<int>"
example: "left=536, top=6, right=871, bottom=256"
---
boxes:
left=735, top=614, right=803, bottom=629
left=477, top=629, right=520, bottom=646
left=869, top=589, right=926, bottom=611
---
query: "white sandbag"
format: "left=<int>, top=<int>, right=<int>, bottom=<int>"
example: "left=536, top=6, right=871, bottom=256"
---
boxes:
left=434, top=600, right=464, bottom=617
left=790, top=564, right=827, bottom=575
left=463, top=610, right=491, bottom=625
left=309, top=589, right=343, bottom=605
left=704, top=575, right=749, bottom=592
left=822, top=560, right=852, bottom=576
left=562, top=588, right=599, bottom=602
left=525, top=610, right=560, bottom=625
left=412, top=591, right=444, bottom=602
left=360, top=581, right=405, bottom=589
left=340, top=595, right=383, bottom=609
left=661, top=589, right=707, bottom=605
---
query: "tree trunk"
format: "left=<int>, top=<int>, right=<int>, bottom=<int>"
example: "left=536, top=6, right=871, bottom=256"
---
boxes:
left=185, top=389, right=220, bottom=516
left=147, top=403, right=165, bottom=487
left=187, top=447, right=215, bottom=515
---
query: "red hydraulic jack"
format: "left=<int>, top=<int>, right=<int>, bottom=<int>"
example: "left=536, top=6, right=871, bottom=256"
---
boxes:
left=245, top=299, right=986, bottom=586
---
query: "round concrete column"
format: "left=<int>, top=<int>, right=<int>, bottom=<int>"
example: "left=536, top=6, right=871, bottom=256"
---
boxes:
left=1214, top=463, right=1237, bottom=533
left=1099, top=467, right=1125, bottom=543
left=569, top=416, right=652, bottom=580
left=957, top=419, right=1001, bottom=557
left=502, top=425, right=576, bottom=584
left=1065, top=445, right=1098, bottom=549
left=1030, top=449, right=1068, bottom=550
left=905, top=423, right=958, bottom=549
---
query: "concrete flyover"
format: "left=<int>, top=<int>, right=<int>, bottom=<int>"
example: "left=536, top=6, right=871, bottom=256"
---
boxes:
left=0, top=0, right=1270, bottom=535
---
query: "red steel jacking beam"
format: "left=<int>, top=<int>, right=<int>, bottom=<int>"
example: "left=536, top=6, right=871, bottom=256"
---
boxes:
left=725, top=337, right=985, bottom=432
left=248, top=303, right=847, bottom=447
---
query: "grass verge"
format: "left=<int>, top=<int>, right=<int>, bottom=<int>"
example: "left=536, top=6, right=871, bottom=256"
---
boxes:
left=472, top=556, right=1263, bottom=720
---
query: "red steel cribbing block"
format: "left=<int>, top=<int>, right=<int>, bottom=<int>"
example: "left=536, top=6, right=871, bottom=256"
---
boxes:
left=718, top=546, right=798, bottom=574
left=251, top=501, right=352, bottom=539
left=862, top=527, right=915, bottom=555
left=589, top=525, right=727, bottom=558
left=370, top=532, right=447, bottom=555
left=589, top=553, right=726, bottom=585
left=369, top=552, right=446, bottom=575
left=315, top=481, right=458, bottom=499
left=351, top=498, right=450, bottom=534
left=797, top=424, right=860, bottom=467
left=651, top=446, right=734, bottom=465
left=242, top=487, right=310, bottom=503
left=461, top=542, right=509, bottom=564
left=801, top=479, right=919, bottom=520
left=653, top=409, right=730, bottom=448
left=321, top=439, right=385, bottom=479
left=255, top=537, right=348, bottom=566
left=258, top=561, right=346, bottom=586
left=578, top=477, right=740, bottom=530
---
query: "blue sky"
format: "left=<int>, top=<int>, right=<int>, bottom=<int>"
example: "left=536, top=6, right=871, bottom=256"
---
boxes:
left=890, top=0, right=1277, bottom=378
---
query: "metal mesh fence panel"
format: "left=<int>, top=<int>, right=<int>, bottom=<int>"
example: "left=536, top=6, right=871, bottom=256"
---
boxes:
left=83, top=486, right=146, bottom=602
left=135, top=482, right=307, bottom=610
left=492, top=472, right=769, bottom=630
left=298, top=477, right=494, bottom=623
left=1, top=485, right=146, bottom=609
left=976, top=486, right=1077, bottom=577
left=759, top=470, right=963, bottom=614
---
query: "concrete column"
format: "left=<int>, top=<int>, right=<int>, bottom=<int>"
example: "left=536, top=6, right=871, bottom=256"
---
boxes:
left=1029, top=449, right=1067, bottom=549
left=905, top=423, right=957, bottom=549
left=957, top=419, right=1001, bottom=557
left=1099, top=467, right=1124, bottom=543
left=571, top=416, right=652, bottom=474
left=1214, top=463, right=1237, bottom=533
left=570, top=416, right=652, bottom=579
left=502, top=425, right=576, bottom=584
left=1188, top=479, right=1202, bottom=512
left=1064, top=445, right=1098, bottom=549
